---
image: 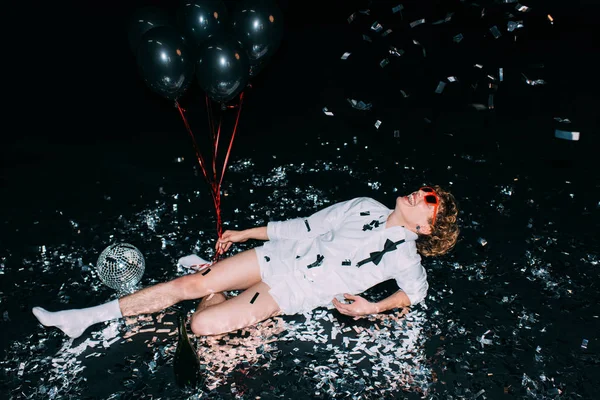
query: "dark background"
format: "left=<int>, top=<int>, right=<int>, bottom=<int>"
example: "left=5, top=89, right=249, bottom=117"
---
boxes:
left=3, top=0, right=599, bottom=192
left=1, top=0, right=599, bottom=398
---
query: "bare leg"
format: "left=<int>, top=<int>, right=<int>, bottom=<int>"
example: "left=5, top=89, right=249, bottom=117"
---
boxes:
left=190, top=281, right=281, bottom=336
left=119, top=249, right=262, bottom=316
left=196, top=292, right=228, bottom=313
left=32, top=249, right=262, bottom=338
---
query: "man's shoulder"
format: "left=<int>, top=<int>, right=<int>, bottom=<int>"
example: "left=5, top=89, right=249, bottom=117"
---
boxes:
left=348, top=197, right=389, bottom=211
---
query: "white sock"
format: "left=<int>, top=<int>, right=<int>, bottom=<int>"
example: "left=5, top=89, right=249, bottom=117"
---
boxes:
left=177, top=254, right=211, bottom=270
left=32, top=299, right=122, bottom=339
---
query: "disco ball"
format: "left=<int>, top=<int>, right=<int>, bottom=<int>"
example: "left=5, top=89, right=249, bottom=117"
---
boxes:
left=96, top=243, right=145, bottom=291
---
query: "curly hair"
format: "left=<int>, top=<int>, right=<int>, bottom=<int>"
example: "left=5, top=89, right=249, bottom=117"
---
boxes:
left=416, top=185, right=460, bottom=257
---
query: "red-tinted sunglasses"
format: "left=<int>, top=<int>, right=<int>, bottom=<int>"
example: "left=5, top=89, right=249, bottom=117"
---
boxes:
left=420, top=187, right=440, bottom=227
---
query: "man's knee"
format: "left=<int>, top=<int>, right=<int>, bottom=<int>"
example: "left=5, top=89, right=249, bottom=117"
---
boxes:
left=171, top=274, right=206, bottom=301
left=190, top=310, right=226, bottom=336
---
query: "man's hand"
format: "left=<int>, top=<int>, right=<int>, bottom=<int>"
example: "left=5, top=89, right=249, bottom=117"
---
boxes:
left=332, top=293, right=378, bottom=320
left=216, top=230, right=249, bottom=254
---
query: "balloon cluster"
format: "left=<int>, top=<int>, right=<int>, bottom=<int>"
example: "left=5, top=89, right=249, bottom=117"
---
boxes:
left=129, top=0, right=284, bottom=103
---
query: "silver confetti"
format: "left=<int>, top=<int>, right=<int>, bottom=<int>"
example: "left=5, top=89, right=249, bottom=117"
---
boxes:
left=521, top=73, right=546, bottom=86
left=392, top=4, right=403, bottom=14
left=410, top=19, right=426, bottom=28
left=347, top=99, right=372, bottom=111
left=389, top=46, right=404, bottom=57
left=490, top=25, right=502, bottom=38
left=434, top=81, right=447, bottom=94
left=554, top=117, right=572, bottom=123
left=555, top=129, right=580, bottom=141
left=508, top=20, right=524, bottom=31
left=371, top=21, right=383, bottom=32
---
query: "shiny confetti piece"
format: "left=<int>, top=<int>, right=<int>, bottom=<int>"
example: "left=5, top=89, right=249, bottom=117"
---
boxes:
left=432, top=12, right=454, bottom=25
left=581, top=339, right=588, bottom=349
left=508, top=20, right=524, bottom=31
left=381, top=29, right=393, bottom=37
left=435, top=81, right=447, bottom=94
left=340, top=52, right=351, bottom=60
left=359, top=9, right=370, bottom=15
left=554, top=117, right=572, bottom=123
left=499, top=67, right=504, bottom=81
left=362, top=34, right=372, bottom=42
left=555, top=129, right=580, bottom=141
left=250, top=292, right=259, bottom=304
left=389, top=46, right=404, bottom=57
left=516, top=4, right=530, bottom=12
left=371, top=21, right=383, bottom=32
left=478, top=237, right=488, bottom=246
left=322, top=107, right=334, bottom=116
left=521, top=73, right=546, bottom=85
left=400, top=89, right=410, bottom=98
left=490, top=25, right=502, bottom=38
left=447, top=76, right=458, bottom=82
left=453, top=33, right=464, bottom=43
left=380, top=58, right=390, bottom=68
left=410, top=19, right=425, bottom=28
left=347, top=13, right=356, bottom=23
left=488, top=94, right=495, bottom=109
left=392, top=4, right=403, bottom=13
left=347, top=99, right=372, bottom=111
left=547, top=14, right=554, bottom=24
left=374, top=120, right=382, bottom=129
left=393, top=130, right=400, bottom=138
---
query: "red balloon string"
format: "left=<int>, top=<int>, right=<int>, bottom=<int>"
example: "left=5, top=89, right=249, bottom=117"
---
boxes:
left=220, top=92, right=244, bottom=187
left=175, top=93, right=245, bottom=263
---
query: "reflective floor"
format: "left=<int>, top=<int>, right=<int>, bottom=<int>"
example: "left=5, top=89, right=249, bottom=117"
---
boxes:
left=1, top=0, right=598, bottom=398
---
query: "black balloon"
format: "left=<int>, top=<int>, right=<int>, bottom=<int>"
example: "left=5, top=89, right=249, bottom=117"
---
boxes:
left=177, top=0, right=229, bottom=49
left=196, top=38, right=249, bottom=102
left=231, top=0, right=284, bottom=77
left=127, top=6, right=174, bottom=54
left=136, top=27, right=195, bottom=102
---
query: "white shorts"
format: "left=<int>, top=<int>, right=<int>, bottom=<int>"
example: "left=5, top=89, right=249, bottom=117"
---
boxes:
left=254, top=241, right=326, bottom=315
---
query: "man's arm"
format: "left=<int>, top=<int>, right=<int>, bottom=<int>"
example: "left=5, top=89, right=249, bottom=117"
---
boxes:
left=216, top=227, right=269, bottom=253
left=332, top=290, right=410, bottom=317
left=374, top=290, right=411, bottom=313
left=267, top=198, right=363, bottom=241
left=243, top=226, right=269, bottom=241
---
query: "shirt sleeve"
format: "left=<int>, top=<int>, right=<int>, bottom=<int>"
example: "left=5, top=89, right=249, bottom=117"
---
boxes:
left=394, top=261, right=429, bottom=306
left=267, top=198, right=365, bottom=241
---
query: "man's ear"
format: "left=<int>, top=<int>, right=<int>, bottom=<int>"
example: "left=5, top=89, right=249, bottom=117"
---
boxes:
left=419, top=223, right=432, bottom=235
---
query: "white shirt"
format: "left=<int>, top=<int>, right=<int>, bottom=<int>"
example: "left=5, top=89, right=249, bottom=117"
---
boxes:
left=257, top=197, right=428, bottom=313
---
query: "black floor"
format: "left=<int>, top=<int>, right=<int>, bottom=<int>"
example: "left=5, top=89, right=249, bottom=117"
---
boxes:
left=2, top=0, right=599, bottom=399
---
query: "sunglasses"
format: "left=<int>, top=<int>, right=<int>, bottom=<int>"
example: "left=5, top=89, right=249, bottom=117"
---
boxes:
left=420, top=187, right=440, bottom=227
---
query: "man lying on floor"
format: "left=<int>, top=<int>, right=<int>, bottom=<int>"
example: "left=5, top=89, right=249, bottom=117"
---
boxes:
left=32, top=186, right=459, bottom=338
